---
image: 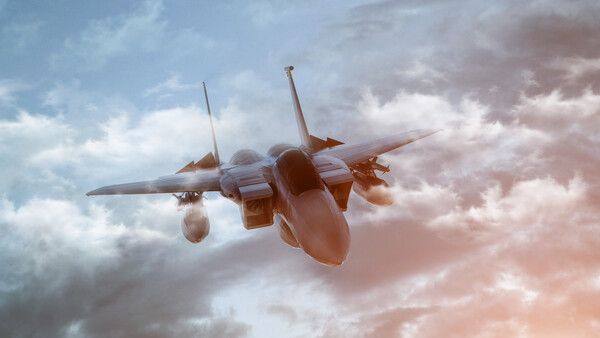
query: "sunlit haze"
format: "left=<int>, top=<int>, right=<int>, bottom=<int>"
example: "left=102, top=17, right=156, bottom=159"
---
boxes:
left=1, top=0, right=600, bottom=337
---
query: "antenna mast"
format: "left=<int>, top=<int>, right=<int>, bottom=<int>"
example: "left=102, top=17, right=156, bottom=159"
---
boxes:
left=203, top=82, right=221, bottom=166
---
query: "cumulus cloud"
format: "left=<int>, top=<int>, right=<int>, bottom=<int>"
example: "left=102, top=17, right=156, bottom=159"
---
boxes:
left=26, top=100, right=296, bottom=182
left=3, top=0, right=600, bottom=336
left=1, top=71, right=302, bottom=204
left=0, top=111, right=74, bottom=199
left=254, top=1, right=600, bottom=336
left=0, top=105, right=305, bottom=333
left=550, top=56, right=600, bottom=83
left=515, top=89, right=600, bottom=135
left=0, top=192, right=282, bottom=337
left=429, top=176, right=587, bottom=239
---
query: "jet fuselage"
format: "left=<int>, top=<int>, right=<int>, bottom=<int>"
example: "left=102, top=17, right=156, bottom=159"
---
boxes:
left=86, top=66, right=441, bottom=266
left=218, top=147, right=351, bottom=265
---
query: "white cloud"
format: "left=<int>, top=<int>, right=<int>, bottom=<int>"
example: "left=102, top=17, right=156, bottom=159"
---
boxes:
left=245, top=1, right=294, bottom=27
left=0, top=79, right=29, bottom=106
left=0, top=111, right=73, bottom=194
left=0, top=190, right=263, bottom=336
left=550, top=56, right=600, bottom=82
left=398, top=61, right=447, bottom=85
left=143, top=74, right=200, bottom=99
left=1, top=20, right=43, bottom=51
left=42, top=80, right=136, bottom=121
left=356, top=89, right=457, bottom=134
left=354, top=89, right=507, bottom=147
left=4, top=1, right=600, bottom=336
left=514, top=89, right=600, bottom=136
left=353, top=90, right=550, bottom=185
left=429, top=176, right=587, bottom=239
left=5, top=67, right=596, bottom=337
left=354, top=181, right=459, bottom=226
left=2, top=73, right=301, bottom=200
left=0, top=196, right=126, bottom=287
left=50, top=0, right=166, bottom=70
left=27, top=106, right=214, bottom=177
left=0, top=111, right=71, bottom=152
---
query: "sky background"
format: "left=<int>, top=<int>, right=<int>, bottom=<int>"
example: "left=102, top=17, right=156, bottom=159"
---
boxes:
left=1, top=0, right=600, bottom=337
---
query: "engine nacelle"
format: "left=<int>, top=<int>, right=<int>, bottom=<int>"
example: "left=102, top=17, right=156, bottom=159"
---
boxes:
left=181, top=202, right=210, bottom=243
left=352, top=172, right=394, bottom=206
left=274, top=214, right=300, bottom=248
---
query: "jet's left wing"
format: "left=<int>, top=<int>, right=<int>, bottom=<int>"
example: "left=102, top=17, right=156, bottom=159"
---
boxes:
left=86, top=170, right=222, bottom=195
left=316, top=129, right=441, bottom=166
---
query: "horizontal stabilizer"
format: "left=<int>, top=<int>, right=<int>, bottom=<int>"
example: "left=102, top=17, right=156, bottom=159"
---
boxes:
left=310, top=135, right=345, bottom=152
left=196, top=152, right=218, bottom=169
left=176, top=152, right=218, bottom=174
left=177, top=161, right=196, bottom=174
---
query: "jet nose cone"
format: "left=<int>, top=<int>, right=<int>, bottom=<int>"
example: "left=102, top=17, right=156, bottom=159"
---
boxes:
left=313, top=240, right=348, bottom=266
left=302, top=223, right=350, bottom=266
left=288, top=189, right=350, bottom=266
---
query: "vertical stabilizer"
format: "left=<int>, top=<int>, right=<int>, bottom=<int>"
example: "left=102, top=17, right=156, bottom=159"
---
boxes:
left=284, top=66, right=313, bottom=152
left=203, top=82, right=221, bottom=167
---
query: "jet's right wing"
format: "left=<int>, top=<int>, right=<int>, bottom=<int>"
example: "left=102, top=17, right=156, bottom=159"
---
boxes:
left=86, top=170, right=222, bottom=195
left=316, top=129, right=441, bottom=166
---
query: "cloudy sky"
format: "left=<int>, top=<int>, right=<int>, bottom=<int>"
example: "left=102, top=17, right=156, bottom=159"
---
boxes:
left=1, top=0, right=600, bottom=336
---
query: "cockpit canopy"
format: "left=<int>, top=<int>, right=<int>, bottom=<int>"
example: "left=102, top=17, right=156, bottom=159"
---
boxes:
left=267, top=143, right=294, bottom=158
left=276, top=149, right=323, bottom=195
left=229, top=149, right=264, bottom=165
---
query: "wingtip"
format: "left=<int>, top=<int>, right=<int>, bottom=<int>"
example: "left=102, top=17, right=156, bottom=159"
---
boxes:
left=86, top=188, right=101, bottom=196
left=423, top=128, right=443, bottom=136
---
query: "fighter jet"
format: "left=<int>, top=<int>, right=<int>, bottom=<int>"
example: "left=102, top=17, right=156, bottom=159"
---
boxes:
left=87, top=66, right=440, bottom=266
